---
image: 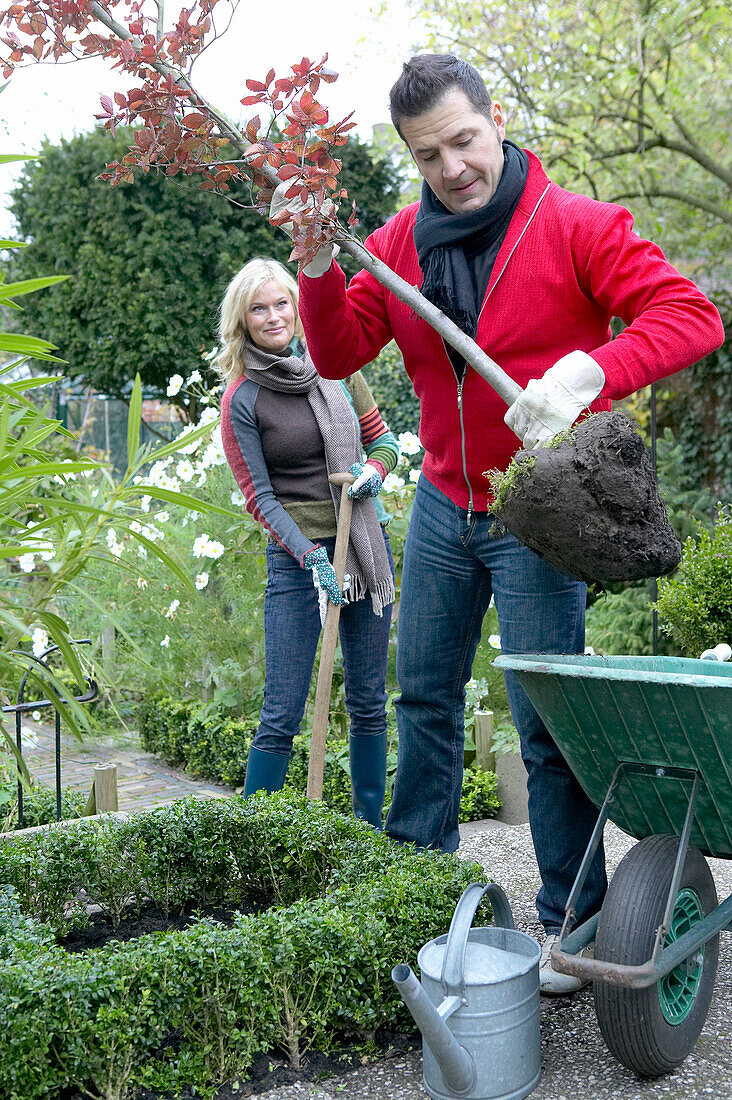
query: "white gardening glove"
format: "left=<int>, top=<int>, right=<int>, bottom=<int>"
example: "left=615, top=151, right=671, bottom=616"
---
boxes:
left=269, top=181, right=339, bottom=278
left=504, top=351, right=605, bottom=450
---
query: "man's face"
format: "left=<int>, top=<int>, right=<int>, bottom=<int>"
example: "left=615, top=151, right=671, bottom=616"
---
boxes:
left=400, top=87, right=506, bottom=215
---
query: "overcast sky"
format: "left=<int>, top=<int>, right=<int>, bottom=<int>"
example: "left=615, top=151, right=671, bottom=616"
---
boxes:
left=1, top=0, right=424, bottom=233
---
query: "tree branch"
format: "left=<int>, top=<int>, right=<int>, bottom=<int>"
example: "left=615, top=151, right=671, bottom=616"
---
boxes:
left=609, top=187, right=732, bottom=224
left=86, top=2, right=523, bottom=407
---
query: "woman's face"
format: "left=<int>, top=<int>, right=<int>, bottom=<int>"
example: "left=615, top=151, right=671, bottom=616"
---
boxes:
left=245, top=280, right=297, bottom=354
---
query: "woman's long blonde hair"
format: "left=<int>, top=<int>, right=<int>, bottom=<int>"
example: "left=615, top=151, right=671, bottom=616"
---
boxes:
left=216, top=258, right=304, bottom=385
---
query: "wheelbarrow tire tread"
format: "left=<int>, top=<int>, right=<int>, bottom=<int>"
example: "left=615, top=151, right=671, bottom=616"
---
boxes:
left=594, top=834, right=718, bottom=1077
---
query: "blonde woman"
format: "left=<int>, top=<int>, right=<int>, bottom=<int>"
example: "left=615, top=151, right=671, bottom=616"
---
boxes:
left=219, top=258, right=399, bottom=826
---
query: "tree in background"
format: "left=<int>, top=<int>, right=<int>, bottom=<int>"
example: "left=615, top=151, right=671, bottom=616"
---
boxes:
left=412, top=0, right=731, bottom=292
left=413, top=0, right=731, bottom=491
left=8, top=127, right=402, bottom=404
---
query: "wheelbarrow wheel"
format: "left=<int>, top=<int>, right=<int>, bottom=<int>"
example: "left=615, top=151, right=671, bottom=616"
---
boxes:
left=594, top=834, right=718, bottom=1077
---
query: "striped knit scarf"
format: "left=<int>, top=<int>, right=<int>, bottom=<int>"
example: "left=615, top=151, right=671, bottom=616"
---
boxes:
left=241, top=339, right=395, bottom=616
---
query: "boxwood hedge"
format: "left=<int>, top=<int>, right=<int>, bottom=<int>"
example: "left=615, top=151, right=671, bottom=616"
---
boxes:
left=0, top=792, right=490, bottom=1100
left=137, top=696, right=501, bottom=822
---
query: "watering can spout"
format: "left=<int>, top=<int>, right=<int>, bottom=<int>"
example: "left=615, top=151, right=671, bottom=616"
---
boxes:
left=392, top=963, right=476, bottom=1095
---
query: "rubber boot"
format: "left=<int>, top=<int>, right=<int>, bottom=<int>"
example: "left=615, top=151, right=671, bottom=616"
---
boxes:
left=242, top=746, right=289, bottom=798
left=349, top=733, right=387, bottom=829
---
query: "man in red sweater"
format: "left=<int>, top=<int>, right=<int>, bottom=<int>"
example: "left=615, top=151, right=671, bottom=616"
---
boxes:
left=288, top=54, right=724, bottom=993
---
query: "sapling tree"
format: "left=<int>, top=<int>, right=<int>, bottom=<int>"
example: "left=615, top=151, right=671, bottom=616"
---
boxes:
left=0, top=0, right=516, bottom=401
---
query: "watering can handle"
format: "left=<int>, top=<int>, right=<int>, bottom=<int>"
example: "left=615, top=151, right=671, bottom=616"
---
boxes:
left=441, top=881, right=515, bottom=1002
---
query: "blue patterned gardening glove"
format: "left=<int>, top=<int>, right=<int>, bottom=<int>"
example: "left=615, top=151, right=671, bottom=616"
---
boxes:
left=348, top=461, right=383, bottom=499
left=303, top=546, right=346, bottom=606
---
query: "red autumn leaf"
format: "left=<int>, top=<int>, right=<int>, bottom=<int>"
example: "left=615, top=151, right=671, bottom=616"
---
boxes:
left=32, top=34, right=43, bottom=58
left=240, top=94, right=263, bottom=106
left=321, top=67, right=338, bottom=82
left=99, top=94, right=114, bottom=115
left=299, top=89, right=314, bottom=112
left=181, top=111, right=206, bottom=128
left=277, top=164, right=301, bottom=180
left=29, top=12, right=44, bottom=33
left=266, top=151, right=281, bottom=167
left=114, top=91, right=127, bottom=107
left=245, top=78, right=266, bottom=92
left=265, top=67, right=274, bottom=86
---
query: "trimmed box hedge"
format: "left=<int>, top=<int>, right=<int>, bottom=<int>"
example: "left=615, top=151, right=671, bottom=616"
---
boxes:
left=0, top=792, right=490, bottom=1100
left=137, top=696, right=501, bottom=822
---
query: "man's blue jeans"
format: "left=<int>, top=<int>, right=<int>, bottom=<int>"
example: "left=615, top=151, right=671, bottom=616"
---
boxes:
left=253, top=533, right=393, bottom=755
left=386, top=475, right=607, bottom=932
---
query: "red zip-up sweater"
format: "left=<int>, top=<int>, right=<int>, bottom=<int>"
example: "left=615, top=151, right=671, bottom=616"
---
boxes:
left=299, top=152, right=724, bottom=512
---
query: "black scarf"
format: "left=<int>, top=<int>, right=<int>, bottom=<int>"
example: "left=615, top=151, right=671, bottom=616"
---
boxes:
left=413, top=140, right=529, bottom=349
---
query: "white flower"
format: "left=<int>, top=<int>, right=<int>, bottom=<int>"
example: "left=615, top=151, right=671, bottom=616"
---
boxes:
left=130, top=520, right=142, bottom=534
left=488, top=634, right=502, bottom=650
left=165, top=599, right=180, bottom=618
left=140, top=495, right=152, bottom=513
left=176, top=459, right=195, bottom=483
left=38, top=542, right=55, bottom=562
left=187, top=369, right=202, bottom=385
left=409, top=468, right=421, bottom=484
left=146, top=459, right=172, bottom=487
left=200, top=407, right=220, bottom=426
left=160, top=634, right=170, bottom=648
left=192, top=534, right=210, bottom=558
left=175, top=423, right=202, bottom=455
left=195, top=572, right=209, bottom=590
left=383, top=474, right=405, bottom=493
left=157, top=511, right=170, bottom=524
left=166, top=374, right=184, bottom=397
left=398, top=431, right=422, bottom=456
left=137, top=577, right=148, bottom=589
left=201, top=345, right=219, bottom=362
left=109, top=541, right=123, bottom=558
left=137, top=546, right=148, bottom=560
left=32, top=710, right=42, bottom=722
left=200, top=395, right=211, bottom=405
left=231, top=488, right=245, bottom=507
left=205, top=539, right=224, bottom=560
left=106, top=528, right=119, bottom=550
left=32, top=627, right=49, bottom=658
left=195, top=470, right=208, bottom=487
left=192, top=534, right=225, bottom=560
left=18, top=553, right=35, bottom=573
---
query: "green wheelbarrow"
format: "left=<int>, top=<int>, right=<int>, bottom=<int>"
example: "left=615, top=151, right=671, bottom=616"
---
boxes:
left=493, top=653, right=732, bottom=1077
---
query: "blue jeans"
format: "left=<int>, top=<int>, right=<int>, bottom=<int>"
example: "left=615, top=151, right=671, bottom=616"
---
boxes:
left=253, top=532, right=394, bottom=755
left=386, top=475, right=607, bottom=931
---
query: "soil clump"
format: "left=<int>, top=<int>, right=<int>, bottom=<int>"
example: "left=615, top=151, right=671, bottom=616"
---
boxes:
left=495, top=412, right=682, bottom=585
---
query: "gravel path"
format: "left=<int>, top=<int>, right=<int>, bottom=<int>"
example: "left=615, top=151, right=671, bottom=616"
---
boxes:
left=259, top=820, right=732, bottom=1100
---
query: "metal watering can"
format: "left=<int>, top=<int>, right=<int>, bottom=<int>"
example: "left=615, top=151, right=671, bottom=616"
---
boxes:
left=392, top=882, right=541, bottom=1100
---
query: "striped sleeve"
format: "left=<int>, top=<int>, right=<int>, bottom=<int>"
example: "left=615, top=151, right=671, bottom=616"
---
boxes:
left=345, top=372, right=400, bottom=476
left=220, top=378, right=317, bottom=565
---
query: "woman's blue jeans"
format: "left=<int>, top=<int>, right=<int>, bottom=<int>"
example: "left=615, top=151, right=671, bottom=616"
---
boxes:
left=253, top=532, right=393, bottom=756
left=385, top=475, right=607, bottom=932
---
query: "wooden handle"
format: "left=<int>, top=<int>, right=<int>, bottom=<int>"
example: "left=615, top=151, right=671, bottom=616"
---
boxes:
left=307, top=477, right=354, bottom=800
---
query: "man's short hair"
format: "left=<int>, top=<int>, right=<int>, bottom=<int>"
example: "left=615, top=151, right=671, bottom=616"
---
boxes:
left=389, top=54, right=493, bottom=141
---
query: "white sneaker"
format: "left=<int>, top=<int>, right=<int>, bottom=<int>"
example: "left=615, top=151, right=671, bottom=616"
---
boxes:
left=539, top=934, right=592, bottom=996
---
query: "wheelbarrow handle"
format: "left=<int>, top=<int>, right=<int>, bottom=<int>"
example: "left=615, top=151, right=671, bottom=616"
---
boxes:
left=306, top=474, right=355, bottom=801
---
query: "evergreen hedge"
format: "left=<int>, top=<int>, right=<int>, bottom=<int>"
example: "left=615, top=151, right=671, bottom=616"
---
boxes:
left=137, top=696, right=501, bottom=822
left=0, top=793, right=489, bottom=1100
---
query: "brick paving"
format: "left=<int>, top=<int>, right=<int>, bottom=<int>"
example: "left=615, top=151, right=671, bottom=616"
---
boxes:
left=16, top=716, right=235, bottom=812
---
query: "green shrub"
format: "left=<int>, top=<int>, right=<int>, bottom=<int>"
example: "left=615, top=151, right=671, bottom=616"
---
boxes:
left=0, top=780, right=86, bottom=832
left=138, top=696, right=500, bottom=821
left=656, top=510, right=732, bottom=655
left=0, top=793, right=487, bottom=1099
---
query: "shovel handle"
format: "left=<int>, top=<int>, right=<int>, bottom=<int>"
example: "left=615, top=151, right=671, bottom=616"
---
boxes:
left=307, top=474, right=355, bottom=800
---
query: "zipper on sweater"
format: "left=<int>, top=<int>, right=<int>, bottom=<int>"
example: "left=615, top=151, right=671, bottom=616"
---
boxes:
left=456, top=376, right=474, bottom=523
